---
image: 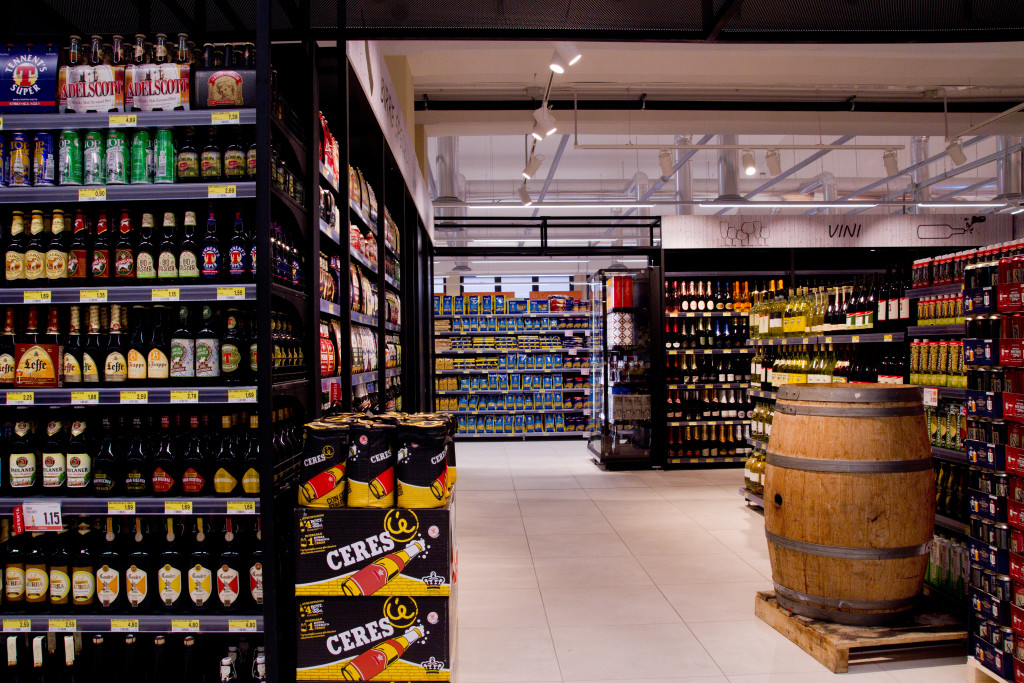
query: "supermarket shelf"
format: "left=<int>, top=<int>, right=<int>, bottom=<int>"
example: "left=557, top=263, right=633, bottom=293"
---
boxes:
left=0, top=283, right=257, bottom=305
left=0, top=614, right=263, bottom=634
left=350, top=248, right=378, bottom=274
left=748, top=388, right=778, bottom=400
left=747, top=332, right=905, bottom=345
left=666, top=382, right=749, bottom=390
left=666, top=348, right=752, bottom=355
left=435, top=348, right=588, bottom=355
left=349, top=200, right=377, bottom=235
left=385, top=321, right=401, bottom=332
left=932, top=445, right=969, bottom=465
left=968, top=656, right=1012, bottom=683
left=436, top=389, right=590, bottom=395
left=934, top=513, right=970, bottom=536
left=665, top=311, right=747, bottom=318
left=385, top=240, right=399, bottom=258
left=0, top=181, right=256, bottom=205
left=667, top=419, right=750, bottom=426
left=443, top=409, right=587, bottom=415
left=436, top=368, right=588, bottom=376
left=385, top=274, right=400, bottom=290
left=319, top=217, right=341, bottom=245
left=0, top=497, right=259, bottom=516
left=0, top=108, right=257, bottom=131
left=321, top=162, right=340, bottom=193
left=385, top=367, right=401, bottom=378
left=271, top=283, right=307, bottom=315
left=271, top=186, right=308, bottom=236
left=906, top=283, right=964, bottom=298
left=320, top=299, right=342, bottom=317
left=351, top=371, right=378, bottom=385
left=272, top=116, right=307, bottom=167
left=663, top=456, right=748, bottom=465
left=435, top=329, right=591, bottom=336
left=739, top=487, right=765, bottom=508
left=907, top=324, right=965, bottom=337
left=455, top=431, right=590, bottom=439
left=435, top=312, right=590, bottom=319
left=927, top=386, right=967, bottom=400
left=350, top=310, right=378, bottom=327
left=1, top=386, right=257, bottom=406
left=747, top=436, right=768, bottom=448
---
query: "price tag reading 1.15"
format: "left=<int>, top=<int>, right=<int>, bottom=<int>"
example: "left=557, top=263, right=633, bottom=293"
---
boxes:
left=151, top=288, right=179, bottom=301
left=22, top=502, right=62, bottom=532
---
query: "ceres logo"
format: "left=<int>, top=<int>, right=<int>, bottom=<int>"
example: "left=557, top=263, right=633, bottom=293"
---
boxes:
left=384, top=596, right=418, bottom=629
left=384, top=509, right=418, bottom=543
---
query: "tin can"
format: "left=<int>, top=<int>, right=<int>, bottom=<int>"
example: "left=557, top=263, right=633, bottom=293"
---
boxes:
left=8, top=133, right=30, bottom=187
left=58, top=130, right=82, bottom=186
left=0, top=133, right=6, bottom=186
left=31, top=132, right=54, bottom=186
left=994, top=573, right=1013, bottom=602
left=83, top=130, right=105, bottom=185
left=105, top=129, right=128, bottom=185
left=154, top=128, right=175, bottom=184
left=130, top=128, right=152, bottom=184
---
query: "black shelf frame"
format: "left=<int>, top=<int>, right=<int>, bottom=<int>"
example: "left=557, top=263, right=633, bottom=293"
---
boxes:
left=0, top=181, right=256, bottom=205
left=0, top=615, right=264, bottom=634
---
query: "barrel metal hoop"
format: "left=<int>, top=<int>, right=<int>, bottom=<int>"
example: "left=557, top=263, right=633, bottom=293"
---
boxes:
left=773, top=582, right=919, bottom=611
left=773, top=587, right=918, bottom=626
left=766, top=451, right=934, bottom=474
left=778, top=384, right=924, bottom=403
left=775, top=403, right=923, bottom=418
left=765, top=530, right=931, bottom=560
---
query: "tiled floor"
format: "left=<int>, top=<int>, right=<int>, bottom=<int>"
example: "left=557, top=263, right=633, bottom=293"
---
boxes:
left=454, top=438, right=967, bottom=683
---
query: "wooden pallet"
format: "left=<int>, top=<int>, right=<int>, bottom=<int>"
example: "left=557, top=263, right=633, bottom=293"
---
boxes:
left=754, top=590, right=967, bottom=673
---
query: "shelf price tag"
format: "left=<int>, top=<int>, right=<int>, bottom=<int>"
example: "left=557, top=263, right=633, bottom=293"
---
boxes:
left=151, top=288, right=179, bottom=301
left=23, top=290, right=51, bottom=303
left=0, top=117, right=4, bottom=130
left=208, top=184, right=237, bottom=198
left=79, top=188, right=106, bottom=201
left=703, top=349, right=713, bottom=355
left=110, top=619, right=139, bottom=632
left=22, top=502, right=62, bottom=532
left=228, top=389, right=257, bottom=403
left=171, top=619, right=200, bottom=633
left=108, top=114, right=137, bottom=128
left=3, top=619, right=30, bottom=632
left=48, top=619, right=76, bottom=633
left=6, top=392, right=34, bottom=405
left=211, top=111, right=241, bottom=124
left=227, top=501, right=257, bottom=514
left=170, top=390, right=199, bottom=404
left=165, top=501, right=193, bottom=515
left=228, top=619, right=258, bottom=632
left=884, top=334, right=893, bottom=342
left=120, top=390, right=148, bottom=404
left=851, top=336, right=860, bottom=343
left=79, top=289, right=107, bottom=302
left=217, top=286, right=246, bottom=300
left=107, top=501, right=136, bottom=515
left=922, top=387, right=939, bottom=407
left=824, top=337, right=832, bottom=344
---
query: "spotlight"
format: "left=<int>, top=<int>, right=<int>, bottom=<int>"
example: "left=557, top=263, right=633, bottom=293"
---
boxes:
left=946, top=139, right=968, bottom=166
left=742, top=150, right=756, bottom=176
left=658, top=150, right=674, bottom=178
left=766, top=149, right=782, bottom=177
left=532, top=106, right=557, bottom=140
left=522, top=154, right=545, bottom=180
left=549, top=51, right=567, bottom=74
left=554, top=42, right=582, bottom=67
left=883, top=149, right=900, bottom=176
left=518, top=184, right=533, bottom=206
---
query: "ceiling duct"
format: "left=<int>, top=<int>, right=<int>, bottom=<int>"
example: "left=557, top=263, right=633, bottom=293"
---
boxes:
left=798, top=172, right=837, bottom=214
left=717, top=134, right=742, bottom=201
left=996, top=135, right=1023, bottom=201
left=910, top=136, right=931, bottom=213
left=435, top=136, right=464, bottom=218
left=675, top=135, right=693, bottom=215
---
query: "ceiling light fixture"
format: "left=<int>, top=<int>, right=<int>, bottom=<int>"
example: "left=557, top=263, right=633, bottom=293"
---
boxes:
left=517, top=184, right=533, bottom=206
left=531, top=106, right=557, bottom=140
left=883, top=149, right=900, bottom=177
left=658, top=150, right=674, bottom=178
left=916, top=202, right=1006, bottom=208
left=946, top=139, right=968, bottom=166
left=766, top=150, right=782, bottom=177
left=548, top=52, right=567, bottom=74
left=470, top=259, right=586, bottom=264
left=699, top=202, right=877, bottom=209
left=741, top=150, right=756, bottom=176
left=522, top=154, right=545, bottom=179
left=466, top=203, right=656, bottom=210
left=551, top=41, right=582, bottom=69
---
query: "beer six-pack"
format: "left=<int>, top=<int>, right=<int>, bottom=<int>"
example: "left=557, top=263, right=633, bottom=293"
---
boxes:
left=294, top=411, right=458, bottom=682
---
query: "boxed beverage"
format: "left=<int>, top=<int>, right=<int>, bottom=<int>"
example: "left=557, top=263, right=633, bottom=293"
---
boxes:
left=14, top=342, right=63, bottom=387
left=58, top=63, right=125, bottom=113
left=192, top=65, right=253, bottom=108
left=0, top=44, right=59, bottom=111
left=296, top=595, right=454, bottom=681
left=124, top=63, right=190, bottom=111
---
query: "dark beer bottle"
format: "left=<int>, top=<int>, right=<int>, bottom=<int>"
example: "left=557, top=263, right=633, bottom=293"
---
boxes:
left=241, top=414, right=260, bottom=495
left=187, top=517, right=213, bottom=611
left=200, top=206, right=221, bottom=280
left=152, top=415, right=180, bottom=496
left=89, top=211, right=112, bottom=280
left=0, top=306, right=16, bottom=386
left=214, top=414, right=240, bottom=497
left=49, top=525, right=71, bottom=609
left=178, top=211, right=200, bottom=280
left=181, top=415, right=210, bottom=496
left=157, top=212, right=179, bottom=281
left=41, top=407, right=67, bottom=493
left=157, top=517, right=185, bottom=611
left=81, top=305, right=104, bottom=385
left=95, top=517, right=122, bottom=612
left=114, top=210, right=135, bottom=279
left=123, top=417, right=148, bottom=495
left=126, top=305, right=148, bottom=383
left=67, top=210, right=89, bottom=280
left=147, top=306, right=170, bottom=381
left=24, top=532, right=49, bottom=611
left=216, top=518, right=242, bottom=611
left=63, top=305, right=84, bottom=385
left=70, top=519, right=95, bottom=610
left=103, top=304, right=128, bottom=383
left=221, top=309, right=245, bottom=383
left=8, top=409, right=38, bottom=492
left=91, top=417, right=119, bottom=496
left=227, top=209, right=248, bottom=280
left=248, top=518, right=263, bottom=610
left=125, top=517, right=152, bottom=611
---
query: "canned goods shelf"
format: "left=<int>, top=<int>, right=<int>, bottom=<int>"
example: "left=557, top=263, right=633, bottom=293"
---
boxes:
left=0, top=386, right=257, bottom=406
left=933, top=512, right=970, bottom=536
left=931, top=445, right=969, bottom=465
left=0, top=497, right=260, bottom=516
left=0, top=181, right=256, bottom=205
left=907, top=325, right=966, bottom=337
left=0, top=283, right=256, bottom=305
left=0, top=614, right=263, bottom=634
left=0, top=108, right=257, bottom=131
left=906, top=283, right=964, bottom=299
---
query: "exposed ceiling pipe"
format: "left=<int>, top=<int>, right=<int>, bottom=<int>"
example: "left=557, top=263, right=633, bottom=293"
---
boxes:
left=633, top=172, right=651, bottom=217
left=435, top=136, right=464, bottom=218
left=531, top=134, right=571, bottom=218
left=740, top=136, right=853, bottom=215
left=717, top=134, right=741, bottom=200
left=932, top=177, right=997, bottom=201
left=910, top=136, right=931, bottom=213
left=996, top=135, right=1023, bottom=201
left=799, top=172, right=837, bottom=214
left=675, top=135, right=693, bottom=215
left=617, top=134, right=714, bottom=220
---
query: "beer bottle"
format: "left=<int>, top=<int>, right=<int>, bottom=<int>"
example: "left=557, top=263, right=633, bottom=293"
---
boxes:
left=67, top=34, right=83, bottom=66
left=41, top=407, right=67, bottom=492
left=112, top=34, right=124, bottom=66
left=45, top=208, right=68, bottom=282
left=241, top=414, right=260, bottom=495
left=0, top=307, right=16, bottom=386
left=8, top=410, right=37, bottom=491
left=87, top=635, right=106, bottom=681
left=152, top=415, right=179, bottom=495
left=89, top=35, right=103, bottom=67
left=223, top=43, right=236, bottom=68
left=66, top=409, right=91, bottom=494
left=224, top=132, right=246, bottom=179
left=95, top=517, right=122, bottom=611
left=178, top=211, right=200, bottom=279
left=132, top=34, right=146, bottom=65
left=176, top=33, right=190, bottom=64
left=177, top=128, right=199, bottom=183
left=19, top=305, right=40, bottom=348
left=82, top=305, right=104, bottom=385
left=30, top=636, right=47, bottom=676
left=125, top=517, right=151, bottom=611
left=249, top=518, right=263, bottom=609
left=150, top=635, right=170, bottom=683
left=227, top=208, right=248, bottom=280
left=127, top=306, right=148, bottom=383
left=216, top=518, right=241, bottom=610
left=147, top=306, right=170, bottom=380
left=247, top=138, right=257, bottom=179
left=67, top=211, right=88, bottom=280
left=24, top=533, right=49, bottom=611
left=155, top=212, right=178, bottom=280
left=157, top=517, right=184, bottom=611
left=4, top=210, right=26, bottom=281
left=49, top=525, right=71, bottom=609
left=221, top=309, right=245, bottom=383
left=135, top=212, right=156, bottom=280
left=213, top=414, right=240, bottom=496
left=153, top=33, right=168, bottom=64
left=114, top=209, right=135, bottom=279
left=23, top=210, right=46, bottom=281
left=170, top=305, right=195, bottom=379
left=200, top=206, right=221, bottom=280
left=181, top=636, right=199, bottom=678
left=187, top=517, right=214, bottom=611
left=182, top=415, right=209, bottom=495
left=92, top=417, right=118, bottom=496
left=71, top=520, right=95, bottom=609
left=4, top=521, right=26, bottom=605
left=243, top=42, right=256, bottom=68
left=103, top=304, right=128, bottom=383
left=196, top=305, right=221, bottom=380
left=89, top=211, right=112, bottom=280
left=201, top=129, right=223, bottom=181
left=121, top=634, right=139, bottom=679
left=123, top=416, right=148, bottom=495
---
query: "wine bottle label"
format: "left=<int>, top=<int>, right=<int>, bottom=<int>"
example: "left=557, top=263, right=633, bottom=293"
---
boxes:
left=152, top=466, right=176, bottom=493
left=126, top=565, right=148, bottom=606
left=24, top=249, right=45, bottom=279
left=42, top=452, right=67, bottom=488
left=49, top=569, right=70, bottom=601
left=148, top=348, right=170, bottom=379
left=136, top=251, right=156, bottom=279
left=158, top=564, right=182, bottom=605
left=72, top=570, right=95, bottom=603
left=216, top=565, right=240, bottom=605
left=66, top=452, right=92, bottom=488
left=899, top=296, right=911, bottom=321
left=182, top=467, right=206, bottom=494
left=9, top=452, right=37, bottom=487
left=127, top=349, right=147, bottom=379
left=249, top=562, right=263, bottom=604
left=68, top=249, right=87, bottom=278
left=179, top=250, right=200, bottom=278
left=195, top=338, right=221, bottom=377
left=104, top=351, right=128, bottom=381
left=200, top=245, right=220, bottom=278
left=82, top=352, right=100, bottom=382
left=888, top=298, right=899, bottom=321
left=214, top=467, right=238, bottom=494
left=5, top=250, right=25, bottom=279
left=90, top=250, right=110, bottom=278
left=170, top=338, right=195, bottom=377
left=0, top=352, right=14, bottom=383
left=96, top=565, right=119, bottom=605
left=187, top=564, right=212, bottom=606
left=25, top=567, right=48, bottom=600
left=221, top=343, right=241, bottom=373
left=5, top=567, right=25, bottom=599
left=45, top=249, right=68, bottom=279
left=242, top=467, right=260, bottom=494
left=63, top=353, right=82, bottom=383
left=158, top=251, right=178, bottom=278
left=115, top=248, right=135, bottom=277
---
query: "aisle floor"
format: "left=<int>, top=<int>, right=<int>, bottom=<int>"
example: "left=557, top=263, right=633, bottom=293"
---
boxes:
left=454, top=439, right=966, bottom=683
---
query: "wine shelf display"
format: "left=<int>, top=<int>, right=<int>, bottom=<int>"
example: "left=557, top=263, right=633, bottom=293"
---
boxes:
left=0, top=615, right=264, bottom=634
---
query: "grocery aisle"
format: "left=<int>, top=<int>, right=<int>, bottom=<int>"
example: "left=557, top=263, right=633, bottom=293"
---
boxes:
left=454, top=440, right=966, bottom=683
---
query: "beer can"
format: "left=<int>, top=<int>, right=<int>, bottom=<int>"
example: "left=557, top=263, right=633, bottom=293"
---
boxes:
left=297, top=421, right=349, bottom=509
left=105, top=129, right=128, bottom=185
left=130, top=128, right=152, bottom=184
left=58, top=130, right=82, bottom=186
left=0, top=133, right=6, bottom=186
left=8, top=132, right=30, bottom=187
left=154, top=128, right=175, bottom=184
left=31, top=132, right=54, bottom=186
left=83, top=130, right=105, bottom=185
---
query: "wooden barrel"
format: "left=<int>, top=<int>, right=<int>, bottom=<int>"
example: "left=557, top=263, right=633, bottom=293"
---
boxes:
left=764, top=383, right=933, bottom=626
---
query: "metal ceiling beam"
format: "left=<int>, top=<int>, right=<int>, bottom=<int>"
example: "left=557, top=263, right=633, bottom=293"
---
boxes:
left=705, top=0, right=746, bottom=42
left=932, top=177, right=995, bottom=201
left=618, top=134, right=714, bottom=220
left=532, top=135, right=571, bottom=218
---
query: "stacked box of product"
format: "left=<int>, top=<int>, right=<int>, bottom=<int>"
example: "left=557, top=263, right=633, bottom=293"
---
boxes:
left=294, top=412, right=458, bottom=682
left=456, top=413, right=588, bottom=435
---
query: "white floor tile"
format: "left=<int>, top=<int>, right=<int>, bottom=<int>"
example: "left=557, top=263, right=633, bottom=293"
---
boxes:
left=603, top=512, right=703, bottom=536
left=457, top=515, right=525, bottom=537
left=619, top=529, right=733, bottom=556
left=458, top=626, right=563, bottom=682
left=455, top=555, right=538, bottom=590
left=573, top=472, right=649, bottom=488
left=457, top=587, right=549, bottom=628
left=659, top=580, right=771, bottom=622
left=533, top=555, right=654, bottom=589
left=518, top=499, right=603, bottom=517
left=524, top=514, right=617, bottom=535
left=514, top=475, right=583, bottom=490
left=457, top=533, right=533, bottom=559
left=542, top=585, right=683, bottom=626
left=593, top=499, right=683, bottom=516
left=516, top=487, right=592, bottom=501
left=528, top=532, right=633, bottom=558
left=638, top=553, right=767, bottom=585
left=689, top=620, right=841, bottom=676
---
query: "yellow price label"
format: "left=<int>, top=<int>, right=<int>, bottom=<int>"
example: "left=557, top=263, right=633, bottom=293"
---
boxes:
left=0, top=117, right=4, bottom=130
left=217, top=286, right=246, bottom=300
left=824, top=337, right=832, bottom=344
left=6, top=392, right=33, bottom=405
left=3, top=619, right=30, bottom=632
left=70, top=391, right=99, bottom=404
left=722, top=349, right=732, bottom=354
left=108, top=114, right=137, bottom=127
left=851, top=335, right=861, bottom=343
left=110, top=618, right=139, bottom=632
left=228, top=619, right=258, bottom=632
left=79, top=289, right=108, bottom=302
left=685, top=312, right=695, bottom=317
left=78, top=187, right=107, bottom=201
left=208, top=184, right=237, bottom=198
left=48, top=619, right=76, bottom=632
left=120, top=390, right=148, bottom=404
left=170, top=390, right=199, bottom=404
left=108, top=501, right=136, bottom=514
left=211, top=111, right=241, bottom=124
left=171, top=619, right=201, bottom=632
left=151, top=288, right=179, bottom=301
left=227, top=501, right=257, bottom=514
left=228, top=389, right=257, bottom=403
left=23, top=290, right=51, bottom=302
left=165, top=501, right=193, bottom=514
left=703, top=349, right=713, bottom=355
left=884, top=334, right=893, bottom=342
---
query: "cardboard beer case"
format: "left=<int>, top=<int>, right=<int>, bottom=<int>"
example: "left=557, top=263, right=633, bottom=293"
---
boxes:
left=0, top=44, right=59, bottom=111
left=124, top=62, right=190, bottom=111
left=57, top=63, right=125, bottom=112
left=193, top=66, right=253, bottom=108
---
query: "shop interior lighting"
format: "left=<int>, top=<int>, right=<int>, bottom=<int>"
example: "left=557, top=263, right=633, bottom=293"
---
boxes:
left=517, top=184, right=533, bottom=206
left=549, top=42, right=582, bottom=73
left=522, top=154, right=545, bottom=179
left=699, top=202, right=877, bottom=209
left=1011, top=207, right=1024, bottom=215
left=532, top=106, right=557, bottom=140
left=946, top=139, right=968, bottom=166
left=549, top=51, right=568, bottom=74
left=883, top=149, right=900, bottom=176
left=742, top=150, right=756, bottom=176
left=658, top=150, right=674, bottom=177
left=470, top=259, right=587, bottom=264
left=766, top=150, right=782, bottom=177
left=916, top=202, right=1006, bottom=208
left=467, top=203, right=656, bottom=210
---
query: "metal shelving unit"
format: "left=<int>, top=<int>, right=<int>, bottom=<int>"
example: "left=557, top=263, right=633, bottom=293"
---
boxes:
left=0, top=386, right=258, bottom=406
left=0, top=497, right=260, bottom=516
left=747, top=332, right=905, bottom=345
left=0, top=283, right=256, bottom=305
left=0, top=108, right=256, bottom=130
left=0, top=181, right=255, bottom=203
left=0, top=615, right=264, bottom=634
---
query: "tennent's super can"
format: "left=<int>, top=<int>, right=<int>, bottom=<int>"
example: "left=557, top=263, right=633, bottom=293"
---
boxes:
left=8, top=133, right=30, bottom=187
left=83, top=131, right=105, bottom=185
left=105, top=129, right=128, bottom=185
left=154, top=128, right=175, bottom=184
left=130, top=128, right=152, bottom=184
left=31, top=132, right=54, bottom=186
left=58, top=130, right=82, bottom=186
